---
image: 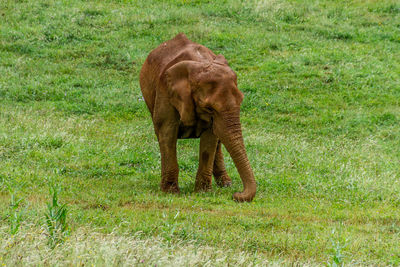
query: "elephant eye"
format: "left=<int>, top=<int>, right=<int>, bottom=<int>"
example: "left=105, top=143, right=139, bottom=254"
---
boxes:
left=204, top=107, right=213, bottom=113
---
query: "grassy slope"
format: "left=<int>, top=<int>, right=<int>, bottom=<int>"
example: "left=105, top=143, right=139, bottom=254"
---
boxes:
left=0, top=0, right=400, bottom=265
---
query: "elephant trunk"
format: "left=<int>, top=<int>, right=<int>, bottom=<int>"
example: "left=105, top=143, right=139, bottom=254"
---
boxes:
left=213, top=109, right=256, bottom=202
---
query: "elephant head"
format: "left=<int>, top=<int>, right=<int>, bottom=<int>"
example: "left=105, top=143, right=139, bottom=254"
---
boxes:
left=165, top=55, right=256, bottom=202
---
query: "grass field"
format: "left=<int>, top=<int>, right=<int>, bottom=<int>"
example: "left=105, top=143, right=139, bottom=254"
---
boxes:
left=1, top=0, right=400, bottom=265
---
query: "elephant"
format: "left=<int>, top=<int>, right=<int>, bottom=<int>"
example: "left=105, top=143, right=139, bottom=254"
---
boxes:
left=139, top=33, right=256, bottom=202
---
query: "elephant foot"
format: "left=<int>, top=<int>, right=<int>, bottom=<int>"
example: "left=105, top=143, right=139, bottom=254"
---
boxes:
left=161, top=181, right=180, bottom=194
left=194, top=176, right=212, bottom=192
left=233, top=191, right=255, bottom=202
left=194, top=184, right=212, bottom=192
left=214, top=173, right=232, bottom=188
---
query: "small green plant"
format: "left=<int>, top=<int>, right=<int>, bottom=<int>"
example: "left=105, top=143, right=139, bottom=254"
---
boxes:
left=4, top=179, right=24, bottom=235
left=9, top=193, right=23, bottom=235
left=45, top=182, right=69, bottom=248
left=327, top=227, right=348, bottom=267
left=160, top=211, right=180, bottom=243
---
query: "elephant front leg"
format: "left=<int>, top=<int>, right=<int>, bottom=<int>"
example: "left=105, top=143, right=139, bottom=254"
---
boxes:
left=194, top=129, right=218, bottom=192
left=157, top=123, right=180, bottom=193
left=213, top=141, right=232, bottom=187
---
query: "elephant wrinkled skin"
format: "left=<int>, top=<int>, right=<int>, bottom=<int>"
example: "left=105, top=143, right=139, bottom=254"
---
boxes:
left=139, top=33, right=256, bottom=202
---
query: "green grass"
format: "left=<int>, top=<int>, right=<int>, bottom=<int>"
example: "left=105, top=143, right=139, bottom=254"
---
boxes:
left=1, top=0, right=400, bottom=265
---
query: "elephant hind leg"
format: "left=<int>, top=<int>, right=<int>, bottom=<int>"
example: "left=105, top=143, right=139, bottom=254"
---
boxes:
left=194, top=129, right=218, bottom=192
left=213, top=141, right=232, bottom=187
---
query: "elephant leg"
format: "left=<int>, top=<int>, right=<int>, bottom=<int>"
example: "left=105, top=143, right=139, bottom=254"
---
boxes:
left=194, top=129, right=218, bottom=192
left=213, top=141, right=232, bottom=187
left=157, top=121, right=180, bottom=193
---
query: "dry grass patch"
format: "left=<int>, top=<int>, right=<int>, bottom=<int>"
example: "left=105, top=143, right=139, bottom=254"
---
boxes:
left=0, top=225, right=305, bottom=266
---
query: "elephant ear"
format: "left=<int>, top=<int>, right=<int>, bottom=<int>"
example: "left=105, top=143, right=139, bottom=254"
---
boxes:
left=165, top=61, right=196, bottom=126
left=214, top=54, right=228, bottom=65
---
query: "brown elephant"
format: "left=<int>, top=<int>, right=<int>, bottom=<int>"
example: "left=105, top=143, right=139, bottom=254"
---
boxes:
left=139, top=33, right=256, bottom=202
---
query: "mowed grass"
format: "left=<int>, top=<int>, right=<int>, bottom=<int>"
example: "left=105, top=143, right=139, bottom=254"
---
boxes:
left=0, top=0, right=400, bottom=265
